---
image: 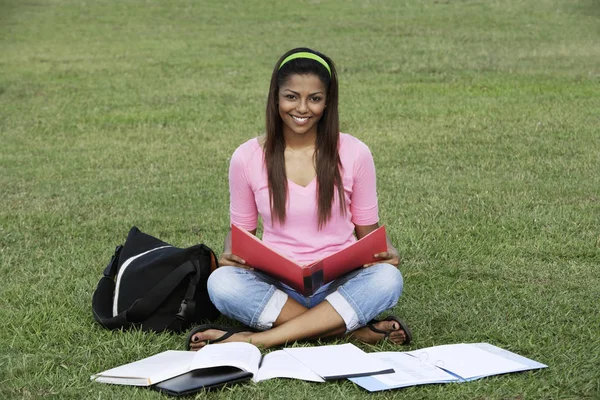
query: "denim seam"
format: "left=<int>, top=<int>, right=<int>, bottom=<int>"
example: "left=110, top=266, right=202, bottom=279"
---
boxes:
left=336, top=286, right=367, bottom=328
left=249, top=284, right=277, bottom=329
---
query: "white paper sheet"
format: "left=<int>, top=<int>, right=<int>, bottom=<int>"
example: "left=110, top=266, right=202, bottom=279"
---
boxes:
left=254, top=350, right=325, bottom=382
left=350, top=343, right=547, bottom=392
left=372, top=352, right=459, bottom=386
left=91, top=350, right=195, bottom=386
left=190, top=342, right=262, bottom=376
left=284, top=343, right=392, bottom=379
left=406, top=343, right=530, bottom=380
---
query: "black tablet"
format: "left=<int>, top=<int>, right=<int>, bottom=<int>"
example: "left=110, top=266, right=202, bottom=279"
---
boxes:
left=152, top=366, right=252, bottom=396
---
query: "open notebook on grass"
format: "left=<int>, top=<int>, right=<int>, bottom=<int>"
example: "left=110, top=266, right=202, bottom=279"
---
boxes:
left=231, top=224, right=387, bottom=296
left=349, top=343, right=547, bottom=392
left=91, top=342, right=393, bottom=390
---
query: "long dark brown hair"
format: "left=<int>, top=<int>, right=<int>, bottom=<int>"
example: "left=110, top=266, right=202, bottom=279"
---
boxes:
left=264, top=47, right=345, bottom=229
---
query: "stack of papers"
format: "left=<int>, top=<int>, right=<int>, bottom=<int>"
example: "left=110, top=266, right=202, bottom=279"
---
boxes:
left=350, top=343, right=547, bottom=392
left=91, top=342, right=392, bottom=387
left=91, top=341, right=547, bottom=394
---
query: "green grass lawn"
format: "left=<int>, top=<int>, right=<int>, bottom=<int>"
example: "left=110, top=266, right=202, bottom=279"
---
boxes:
left=1, top=0, right=599, bottom=398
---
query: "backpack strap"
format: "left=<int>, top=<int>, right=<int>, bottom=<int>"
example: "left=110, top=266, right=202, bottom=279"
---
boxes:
left=92, top=245, right=126, bottom=328
left=174, top=259, right=199, bottom=321
left=124, top=260, right=198, bottom=323
left=92, top=276, right=126, bottom=329
left=173, top=246, right=218, bottom=328
left=103, top=245, right=123, bottom=277
left=93, top=260, right=198, bottom=330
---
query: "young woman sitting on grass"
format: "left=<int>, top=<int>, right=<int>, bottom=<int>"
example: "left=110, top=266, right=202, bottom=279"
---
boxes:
left=187, top=48, right=411, bottom=350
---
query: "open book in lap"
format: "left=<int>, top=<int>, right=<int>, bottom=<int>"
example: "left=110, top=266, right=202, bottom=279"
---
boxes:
left=231, top=224, right=387, bottom=295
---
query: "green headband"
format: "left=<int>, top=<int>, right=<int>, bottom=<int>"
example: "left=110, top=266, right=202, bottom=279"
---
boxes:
left=279, top=52, right=332, bottom=77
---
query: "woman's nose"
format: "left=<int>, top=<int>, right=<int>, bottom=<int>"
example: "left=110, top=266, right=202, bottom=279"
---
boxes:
left=296, top=99, right=308, bottom=113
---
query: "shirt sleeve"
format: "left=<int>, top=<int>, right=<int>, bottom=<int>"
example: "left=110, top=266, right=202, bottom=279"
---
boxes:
left=229, top=146, right=258, bottom=230
left=350, top=141, right=379, bottom=226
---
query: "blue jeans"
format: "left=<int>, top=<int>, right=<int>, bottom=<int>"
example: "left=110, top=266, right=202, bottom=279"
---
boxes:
left=207, top=263, right=403, bottom=332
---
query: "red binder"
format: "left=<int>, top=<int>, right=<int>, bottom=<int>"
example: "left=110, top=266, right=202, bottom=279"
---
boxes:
left=231, top=225, right=387, bottom=296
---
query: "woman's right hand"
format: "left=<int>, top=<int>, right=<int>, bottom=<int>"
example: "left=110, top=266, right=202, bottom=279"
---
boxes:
left=218, top=253, right=254, bottom=270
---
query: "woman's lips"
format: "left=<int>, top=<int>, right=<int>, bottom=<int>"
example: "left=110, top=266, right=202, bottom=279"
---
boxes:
left=291, top=115, right=310, bottom=125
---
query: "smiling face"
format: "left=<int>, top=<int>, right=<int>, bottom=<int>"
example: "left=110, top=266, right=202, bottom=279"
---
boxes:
left=278, top=73, right=327, bottom=140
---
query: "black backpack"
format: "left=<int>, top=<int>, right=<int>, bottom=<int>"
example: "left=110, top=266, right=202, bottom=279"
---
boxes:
left=92, top=227, right=220, bottom=333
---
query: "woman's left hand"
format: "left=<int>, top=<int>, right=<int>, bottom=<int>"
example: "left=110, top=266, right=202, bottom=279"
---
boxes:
left=364, top=249, right=401, bottom=268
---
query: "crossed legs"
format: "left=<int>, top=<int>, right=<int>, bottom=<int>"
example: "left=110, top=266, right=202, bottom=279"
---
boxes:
left=272, top=297, right=409, bottom=344
left=189, top=264, right=407, bottom=350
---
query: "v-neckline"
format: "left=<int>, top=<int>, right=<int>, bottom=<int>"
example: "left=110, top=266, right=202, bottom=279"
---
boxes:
left=287, top=175, right=317, bottom=189
left=255, top=137, right=317, bottom=190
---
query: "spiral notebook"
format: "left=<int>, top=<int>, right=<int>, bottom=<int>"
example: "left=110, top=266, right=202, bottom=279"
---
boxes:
left=349, top=343, right=547, bottom=392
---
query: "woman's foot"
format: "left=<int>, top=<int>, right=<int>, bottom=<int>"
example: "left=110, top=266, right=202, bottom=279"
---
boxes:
left=349, top=317, right=412, bottom=345
left=186, top=325, right=256, bottom=351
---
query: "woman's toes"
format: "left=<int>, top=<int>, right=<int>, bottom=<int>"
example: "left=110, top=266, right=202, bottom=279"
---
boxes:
left=389, top=330, right=407, bottom=344
left=188, top=329, right=224, bottom=351
left=376, top=320, right=397, bottom=332
left=374, top=320, right=408, bottom=344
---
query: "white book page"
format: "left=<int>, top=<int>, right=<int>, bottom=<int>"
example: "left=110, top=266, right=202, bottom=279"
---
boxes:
left=91, top=350, right=195, bottom=386
left=254, top=350, right=325, bottom=383
left=406, top=343, right=529, bottom=379
left=284, top=343, right=391, bottom=379
left=366, top=352, right=460, bottom=387
left=471, top=343, right=548, bottom=369
left=189, top=342, right=262, bottom=376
